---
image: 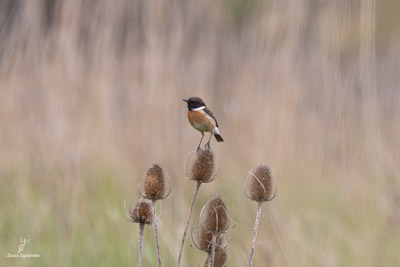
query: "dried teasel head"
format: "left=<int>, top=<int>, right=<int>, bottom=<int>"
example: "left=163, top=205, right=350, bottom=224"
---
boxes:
left=191, top=149, right=216, bottom=183
left=198, top=227, right=214, bottom=252
left=215, top=247, right=228, bottom=267
left=203, top=236, right=228, bottom=266
left=212, top=247, right=228, bottom=267
left=197, top=228, right=225, bottom=253
left=204, top=246, right=228, bottom=267
left=129, top=201, right=153, bottom=225
left=245, top=164, right=276, bottom=202
left=142, top=163, right=169, bottom=200
left=201, top=196, right=229, bottom=234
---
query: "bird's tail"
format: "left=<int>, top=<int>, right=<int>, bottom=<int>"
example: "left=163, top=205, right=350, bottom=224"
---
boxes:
left=213, top=128, right=224, bottom=142
left=214, top=134, right=224, bottom=142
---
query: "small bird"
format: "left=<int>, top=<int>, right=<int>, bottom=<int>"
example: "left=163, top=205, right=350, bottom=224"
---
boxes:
left=183, top=97, right=224, bottom=152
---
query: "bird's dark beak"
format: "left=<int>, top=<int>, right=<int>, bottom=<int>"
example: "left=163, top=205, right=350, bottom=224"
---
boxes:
left=182, top=99, right=188, bottom=102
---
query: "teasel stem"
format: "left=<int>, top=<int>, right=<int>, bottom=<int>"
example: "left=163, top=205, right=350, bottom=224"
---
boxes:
left=177, top=181, right=202, bottom=267
left=249, top=202, right=262, bottom=267
left=139, top=223, right=144, bottom=267
left=208, top=234, right=217, bottom=267
left=152, top=200, right=162, bottom=267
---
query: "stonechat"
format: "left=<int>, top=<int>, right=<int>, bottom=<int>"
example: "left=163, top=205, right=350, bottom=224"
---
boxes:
left=183, top=97, right=224, bottom=151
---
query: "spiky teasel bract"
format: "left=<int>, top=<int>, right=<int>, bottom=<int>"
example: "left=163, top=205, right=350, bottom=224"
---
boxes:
left=128, top=200, right=154, bottom=225
left=245, top=164, right=276, bottom=202
left=191, top=149, right=216, bottom=183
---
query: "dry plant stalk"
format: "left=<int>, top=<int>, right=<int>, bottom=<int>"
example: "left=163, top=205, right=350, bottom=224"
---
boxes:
left=138, top=223, right=144, bottom=267
left=177, top=150, right=217, bottom=267
left=248, top=202, right=262, bottom=267
left=209, top=235, right=217, bottom=267
left=128, top=201, right=154, bottom=267
left=177, top=181, right=201, bottom=267
left=244, top=164, right=276, bottom=267
left=142, top=163, right=170, bottom=267
left=152, top=200, right=162, bottom=267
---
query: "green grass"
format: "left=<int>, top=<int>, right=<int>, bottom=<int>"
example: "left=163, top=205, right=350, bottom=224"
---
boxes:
left=1, top=164, right=400, bottom=267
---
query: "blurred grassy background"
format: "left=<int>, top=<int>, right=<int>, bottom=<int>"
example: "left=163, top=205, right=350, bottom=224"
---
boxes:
left=1, top=0, right=400, bottom=266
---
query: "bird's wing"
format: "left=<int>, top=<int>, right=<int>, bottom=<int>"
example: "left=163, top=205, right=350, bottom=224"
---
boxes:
left=203, top=107, right=219, bottom=127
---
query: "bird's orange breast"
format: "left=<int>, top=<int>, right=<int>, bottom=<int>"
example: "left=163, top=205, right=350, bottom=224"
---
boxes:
left=187, top=110, right=216, bottom=132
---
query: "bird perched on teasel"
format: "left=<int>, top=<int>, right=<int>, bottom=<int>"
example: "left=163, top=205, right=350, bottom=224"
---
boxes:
left=183, top=97, right=224, bottom=152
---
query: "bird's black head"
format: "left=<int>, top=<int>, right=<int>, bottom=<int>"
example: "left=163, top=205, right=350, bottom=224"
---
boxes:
left=182, top=97, right=206, bottom=110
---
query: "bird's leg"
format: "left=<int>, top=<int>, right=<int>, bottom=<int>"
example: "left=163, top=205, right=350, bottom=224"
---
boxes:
left=197, top=132, right=204, bottom=154
left=205, top=132, right=213, bottom=150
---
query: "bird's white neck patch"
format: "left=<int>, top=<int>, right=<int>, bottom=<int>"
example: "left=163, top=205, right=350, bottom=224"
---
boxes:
left=191, top=106, right=205, bottom=111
